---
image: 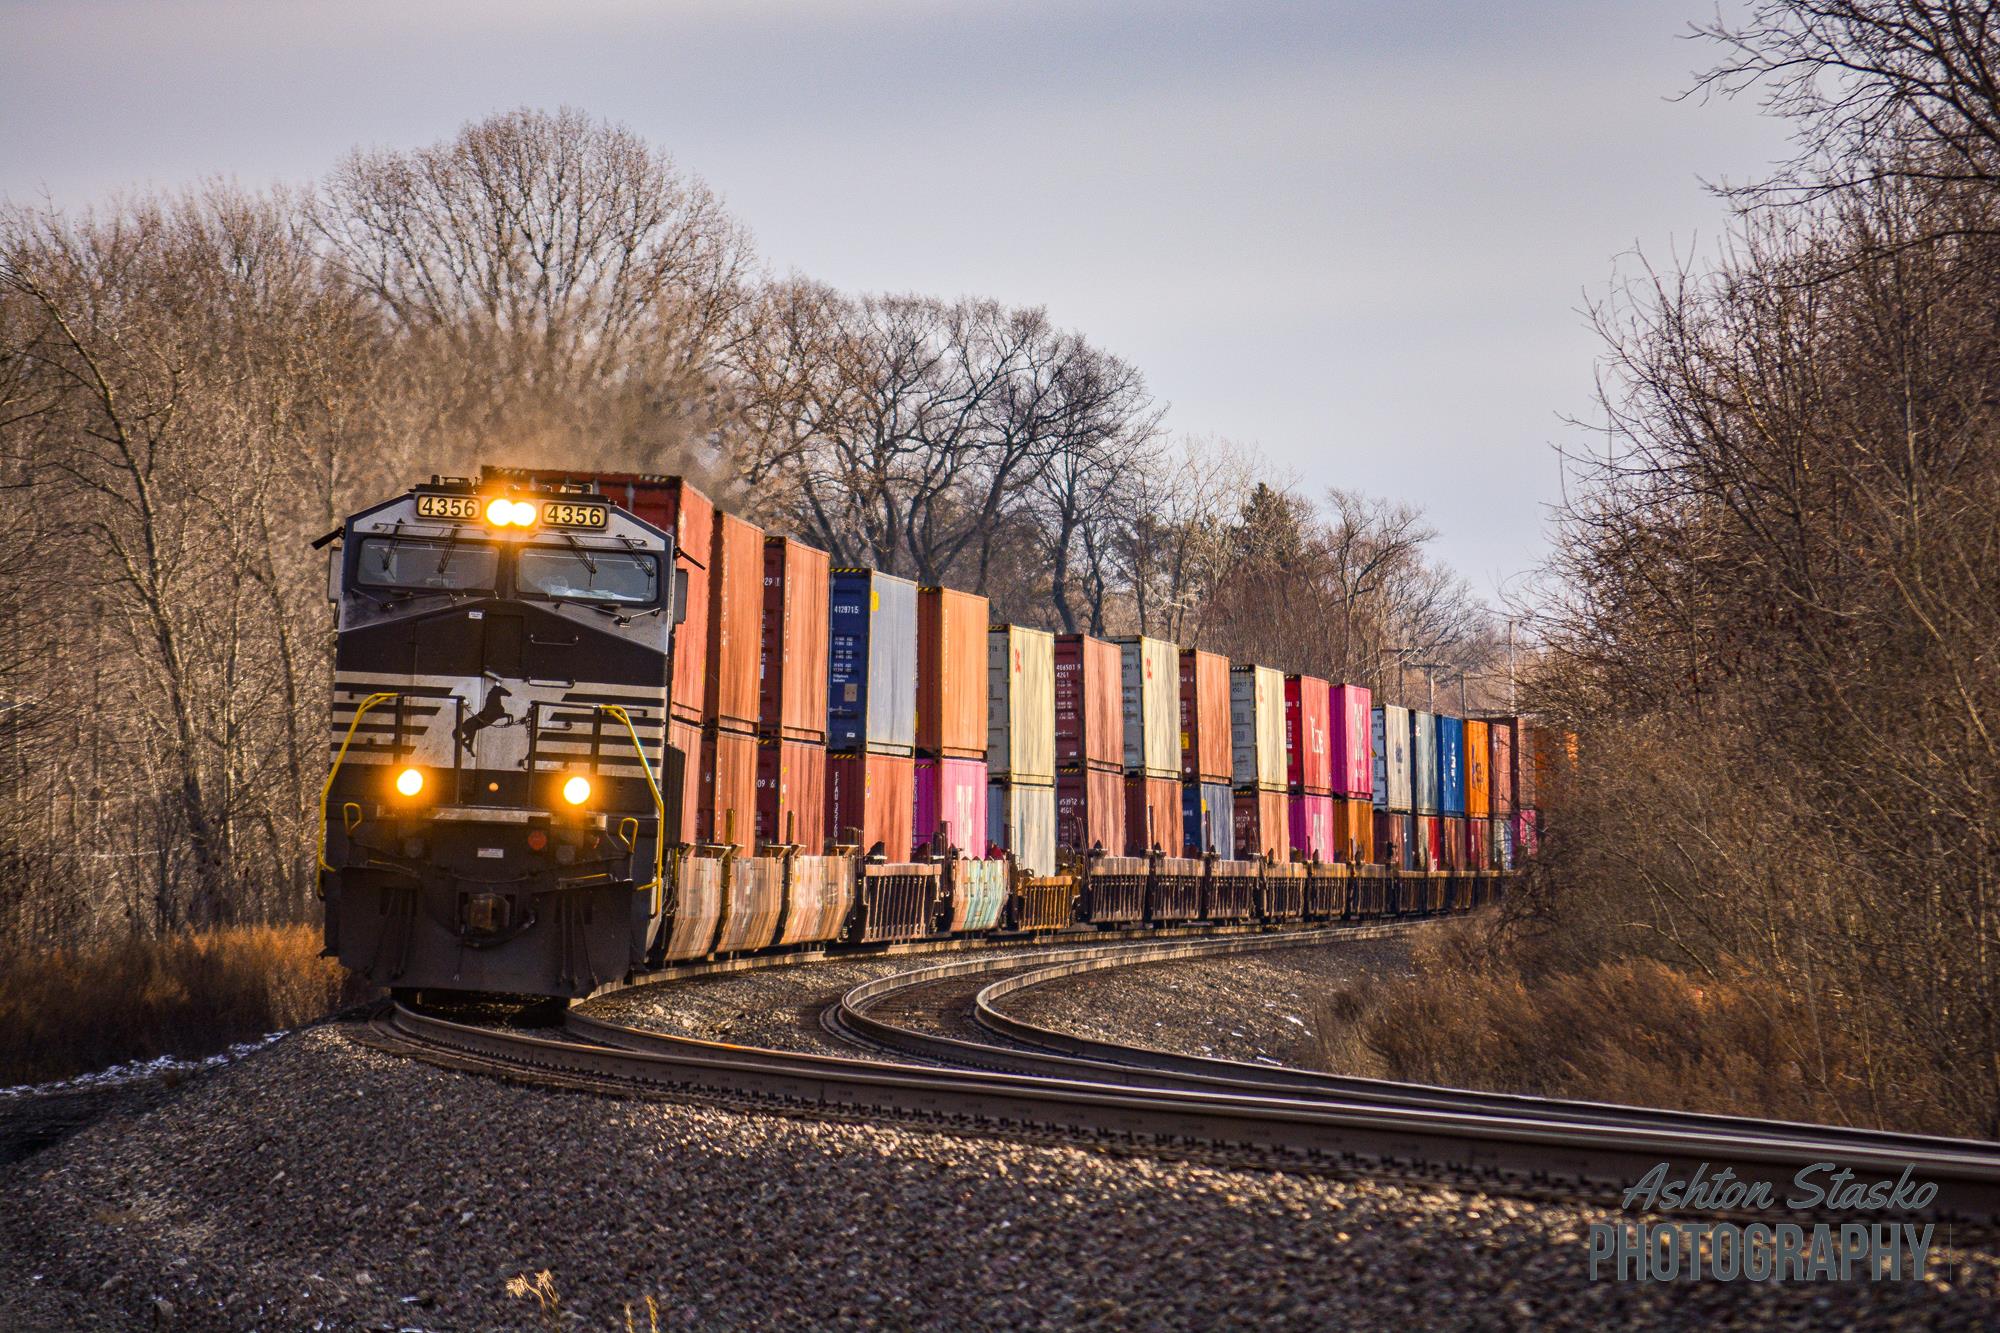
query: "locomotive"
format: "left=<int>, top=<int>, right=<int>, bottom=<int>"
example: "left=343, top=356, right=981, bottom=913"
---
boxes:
left=319, top=472, right=1516, bottom=1001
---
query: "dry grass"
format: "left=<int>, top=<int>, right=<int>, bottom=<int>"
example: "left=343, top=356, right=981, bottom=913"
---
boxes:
left=0, top=925, right=367, bottom=1086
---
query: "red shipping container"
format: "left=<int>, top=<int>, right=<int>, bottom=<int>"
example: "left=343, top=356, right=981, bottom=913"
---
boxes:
left=755, top=736, right=827, bottom=850
left=1439, top=815, right=1466, bottom=870
left=1233, top=787, right=1291, bottom=862
left=1418, top=814, right=1443, bottom=870
left=1057, top=764, right=1126, bottom=854
left=698, top=725, right=758, bottom=854
left=917, top=587, right=989, bottom=758
left=1468, top=816, right=1491, bottom=871
left=667, top=716, right=703, bottom=845
left=1284, top=675, right=1333, bottom=794
left=1289, top=792, right=1335, bottom=861
left=706, top=513, right=765, bottom=731
left=1512, top=808, right=1539, bottom=859
left=759, top=536, right=831, bottom=742
left=1487, top=718, right=1516, bottom=814
left=914, top=756, right=988, bottom=854
left=827, top=751, right=914, bottom=861
left=1124, top=774, right=1182, bottom=857
left=1054, top=635, right=1124, bottom=771
left=1373, top=808, right=1408, bottom=869
left=1178, top=649, right=1232, bottom=783
left=1329, top=684, right=1373, bottom=799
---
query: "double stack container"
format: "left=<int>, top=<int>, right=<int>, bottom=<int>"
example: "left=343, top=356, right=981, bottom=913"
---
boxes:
left=915, top=587, right=990, bottom=854
left=1286, top=675, right=1334, bottom=861
left=1329, top=684, right=1373, bottom=801
left=756, top=537, right=830, bottom=850
left=1179, top=649, right=1233, bottom=857
left=1373, top=704, right=1415, bottom=871
left=1118, top=636, right=1182, bottom=856
left=700, top=512, right=765, bottom=853
left=1055, top=634, right=1126, bottom=856
left=1434, top=714, right=1466, bottom=873
left=825, top=569, right=917, bottom=860
left=1230, top=665, right=1289, bottom=861
left=988, top=625, right=1056, bottom=875
left=1463, top=719, right=1491, bottom=822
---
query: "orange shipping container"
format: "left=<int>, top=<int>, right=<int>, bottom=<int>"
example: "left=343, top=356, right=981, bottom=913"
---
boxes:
left=1486, top=717, right=1515, bottom=814
left=1335, top=797, right=1374, bottom=864
left=1124, top=774, right=1183, bottom=857
left=1056, top=764, right=1125, bottom=854
left=916, top=586, right=989, bottom=758
left=826, top=751, right=914, bottom=861
left=1178, top=649, right=1232, bottom=783
left=759, top=536, right=831, bottom=742
left=705, top=513, right=765, bottom=731
left=755, top=736, right=827, bottom=849
left=1464, top=719, right=1491, bottom=818
left=1233, top=787, right=1290, bottom=862
left=698, top=725, right=758, bottom=854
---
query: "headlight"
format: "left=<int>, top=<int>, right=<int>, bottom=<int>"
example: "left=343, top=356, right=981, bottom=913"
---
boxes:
left=562, top=775, right=591, bottom=806
left=395, top=766, right=425, bottom=797
left=508, top=499, right=539, bottom=527
left=485, top=497, right=514, bottom=526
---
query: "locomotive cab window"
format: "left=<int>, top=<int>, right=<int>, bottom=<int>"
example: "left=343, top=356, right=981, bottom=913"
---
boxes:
left=517, top=546, right=659, bottom=605
left=354, top=537, right=497, bottom=592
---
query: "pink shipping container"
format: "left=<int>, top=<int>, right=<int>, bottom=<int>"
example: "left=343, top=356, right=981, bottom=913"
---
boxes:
left=1123, top=774, right=1182, bottom=857
left=914, top=756, right=988, bottom=855
left=1330, top=684, right=1373, bottom=799
left=1284, top=675, right=1333, bottom=794
left=827, top=751, right=914, bottom=862
left=1512, top=808, right=1539, bottom=859
left=1288, top=792, right=1335, bottom=862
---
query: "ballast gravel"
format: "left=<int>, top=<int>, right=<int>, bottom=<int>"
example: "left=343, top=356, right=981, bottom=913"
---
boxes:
left=1, top=1023, right=1996, bottom=1330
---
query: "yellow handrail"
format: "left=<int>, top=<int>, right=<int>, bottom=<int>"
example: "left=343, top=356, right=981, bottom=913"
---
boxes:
left=597, top=704, right=666, bottom=911
left=319, top=691, right=399, bottom=876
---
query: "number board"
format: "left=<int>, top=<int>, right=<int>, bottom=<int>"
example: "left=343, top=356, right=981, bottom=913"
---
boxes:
left=415, top=493, right=480, bottom=521
left=540, top=500, right=609, bottom=529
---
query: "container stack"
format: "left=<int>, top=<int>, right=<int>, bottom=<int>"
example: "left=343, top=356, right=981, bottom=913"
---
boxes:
left=988, top=625, right=1056, bottom=874
left=1463, top=718, right=1490, bottom=872
left=825, top=568, right=917, bottom=860
left=1435, top=714, right=1466, bottom=871
left=914, top=587, right=990, bottom=855
left=1230, top=665, right=1289, bottom=862
left=1330, top=684, right=1373, bottom=862
left=1410, top=708, right=1437, bottom=867
left=1178, top=649, right=1234, bottom=857
left=1285, top=674, right=1334, bottom=861
left=1486, top=716, right=1515, bottom=869
left=1372, top=704, right=1415, bottom=870
left=698, top=512, right=765, bottom=854
left=753, top=537, right=831, bottom=851
left=1054, top=634, right=1126, bottom=856
left=1117, top=636, right=1183, bottom=855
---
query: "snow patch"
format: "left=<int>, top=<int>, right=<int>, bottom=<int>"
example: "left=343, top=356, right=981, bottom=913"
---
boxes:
left=0, top=1032, right=287, bottom=1099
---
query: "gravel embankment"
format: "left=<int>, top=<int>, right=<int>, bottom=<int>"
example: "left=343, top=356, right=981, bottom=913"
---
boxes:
left=2, top=1024, right=1995, bottom=1330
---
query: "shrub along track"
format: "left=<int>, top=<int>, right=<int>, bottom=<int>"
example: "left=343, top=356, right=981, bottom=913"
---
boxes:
left=370, top=923, right=2000, bottom=1227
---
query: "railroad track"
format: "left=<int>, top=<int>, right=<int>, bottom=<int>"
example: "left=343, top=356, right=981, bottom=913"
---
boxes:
left=370, top=925, right=2000, bottom=1225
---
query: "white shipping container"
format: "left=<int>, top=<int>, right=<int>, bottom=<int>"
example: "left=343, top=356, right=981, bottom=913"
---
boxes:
left=1117, top=636, right=1181, bottom=777
left=987, top=626, right=1056, bottom=782
left=1230, top=665, right=1287, bottom=789
left=1412, top=709, right=1438, bottom=815
left=1373, top=703, right=1413, bottom=812
left=988, top=779, right=1057, bottom=876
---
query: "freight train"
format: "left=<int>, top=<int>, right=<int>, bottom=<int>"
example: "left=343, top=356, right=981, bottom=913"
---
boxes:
left=319, top=471, right=1542, bottom=999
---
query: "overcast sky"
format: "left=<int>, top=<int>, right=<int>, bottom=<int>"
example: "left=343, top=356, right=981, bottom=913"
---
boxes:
left=0, top=0, right=1793, bottom=598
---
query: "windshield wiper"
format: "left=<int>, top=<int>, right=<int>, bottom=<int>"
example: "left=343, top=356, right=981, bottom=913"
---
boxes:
left=435, top=525, right=463, bottom=576
left=558, top=530, right=598, bottom=575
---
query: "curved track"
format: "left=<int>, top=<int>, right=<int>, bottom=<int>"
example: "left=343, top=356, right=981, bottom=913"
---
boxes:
left=372, top=925, right=2000, bottom=1226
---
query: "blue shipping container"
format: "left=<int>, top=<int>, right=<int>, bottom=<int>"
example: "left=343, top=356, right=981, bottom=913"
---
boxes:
left=827, top=569, right=918, bottom=754
left=1434, top=715, right=1466, bottom=815
left=1181, top=780, right=1235, bottom=857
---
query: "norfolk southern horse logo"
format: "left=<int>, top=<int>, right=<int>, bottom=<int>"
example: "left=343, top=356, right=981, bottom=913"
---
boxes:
left=455, top=681, right=519, bottom=754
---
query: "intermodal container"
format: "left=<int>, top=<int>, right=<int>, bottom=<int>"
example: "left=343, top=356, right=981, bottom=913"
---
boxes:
left=1178, top=649, right=1232, bottom=783
left=1124, top=773, right=1183, bottom=856
left=1284, top=675, right=1333, bottom=794
left=1056, top=763, right=1125, bottom=854
left=1230, top=664, right=1287, bottom=790
left=988, top=625, right=1056, bottom=782
left=1330, top=684, right=1373, bottom=799
left=1439, top=814, right=1466, bottom=870
left=1496, top=816, right=1515, bottom=870
left=1463, top=718, right=1490, bottom=818
left=665, top=717, right=703, bottom=845
left=1053, top=634, right=1123, bottom=771
left=1468, top=816, right=1492, bottom=871
left=826, top=750, right=914, bottom=861
left=754, top=736, right=826, bottom=850
left=1372, top=704, right=1413, bottom=811
left=759, top=536, right=830, bottom=743
left=1417, top=813, right=1442, bottom=870
left=1486, top=717, right=1515, bottom=814
left=914, top=755, right=988, bottom=855
left=1117, top=637, right=1181, bottom=778
left=1289, top=792, right=1335, bottom=862
left=1512, top=808, right=1539, bottom=859
left=1411, top=709, right=1437, bottom=815
left=1435, top=715, right=1466, bottom=815
left=916, top=587, right=989, bottom=758
left=987, top=779, right=1056, bottom=876
left=1233, top=786, right=1290, bottom=862
left=1334, top=797, right=1373, bottom=864
left=1514, top=720, right=1538, bottom=809
left=1181, top=780, right=1235, bottom=857
left=1373, top=809, right=1413, bottom=870
left=705, top=512, right=765, bottom=732
left=698, top=724, right=758, bottom=854
left=826, top=569, right=917, bottom=755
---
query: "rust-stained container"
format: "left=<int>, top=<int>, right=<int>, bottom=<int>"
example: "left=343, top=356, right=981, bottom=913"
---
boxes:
left=755, top=736, right=827, bottom=850
left=759, top=536, right=830, bottom=743
left=944, top=858, right=1010, bottom=933
left=481, top=467, right=714, bottom=724
left=1117, top=636, right=1181, bottom=778
left=849, top=862, right=943, bottom=943
left=1439, top=815, right=1466, bottom=871
left=1124, top=773, right=1183, bottom=856
left=1054, top=634, right=1125, bottom=770
left=1260, top=861, right=1306, bottom=920
left=1230, top=665, right=1287, bottom=789
left=1417, top=813, right=1442, bottom=870
left=1330, top=684, right=1373, bottom=799
left=916, top=586, right=989, bottom=758
left=1202, top=859, right=1260, bottom=922
left=1334, top=797, right=1374, bottom=864
left=1514, top=719, right=1538, bottom=809
left=1468, top=817, right=1492, bottom=873
left=988, top=779, right=1056, bottom=876
left=714, top=855, right=785, bottom=953
left=1485, top=717, right=1516, bottom=815
left=667, top=717, right=703, bottom=845
left=826, top=751, right=914, bottom=861
left=1148, top=855, right=1204, bottom=922
left=1373, top=809, right=1412, bottom=870
left=1056, top=764, right=1126, bottom=854
left=1289, top=791, right=1335, bottom=861
left=988, top=626, right=1055, bottom=782
left=1463, top=719, right=1491, bottom=818
left=1284, top=675, right=1333, bottom=794
left=659, top=853, right=725, bottom=960
left=775, top=852, right=858, bottom=946
left=705, top=512, right=765, bottom=732
left=1178, top=649, right=1232, bottom=783
left=1232, top=786, right=1291, bottom=862
left=698, top=725, right=758, bottom=854
left=1010, top=875, right=1076, bottom=931
left=914, top=756, right=988, bottom=855
left=1079, top=854, right=1150, bottom=924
